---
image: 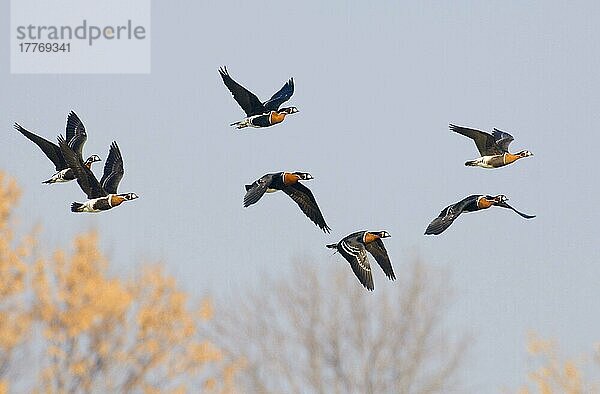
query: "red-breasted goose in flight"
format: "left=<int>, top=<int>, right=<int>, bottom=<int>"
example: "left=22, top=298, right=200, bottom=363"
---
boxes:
left=425, top=194, right=535, bottom=235
left=219, top=66, right=298, bottom=129
left=326, top=231, right=395, bottom=291
left=244, top=171, right=330, bottom=233
left=13, top=111, right=100, bottom=183
left=450, top=124, right=533, bottom=169
left=58, top=137, right=138, bottom=213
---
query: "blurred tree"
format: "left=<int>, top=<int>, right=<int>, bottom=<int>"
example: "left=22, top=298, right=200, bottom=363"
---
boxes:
left=205, top=260, right=469, bottom=394
left=0, top=173, right=32, bottom=388
left=0, top=171, right=241, bottom=393
left=516, top=332, right=599, bottom=394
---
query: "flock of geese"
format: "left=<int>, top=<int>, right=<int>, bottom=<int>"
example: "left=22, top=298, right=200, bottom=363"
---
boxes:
left=13, top=113, right=138, bottom=213
left=11, top=68, right=536, bottom=291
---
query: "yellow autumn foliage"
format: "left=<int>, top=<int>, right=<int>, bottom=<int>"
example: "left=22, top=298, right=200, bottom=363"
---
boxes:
left=0, top=171, right=241, bottom=392
left=517, top=332, right=598, bottom=394
left=0, top=173, right=31, bottom=379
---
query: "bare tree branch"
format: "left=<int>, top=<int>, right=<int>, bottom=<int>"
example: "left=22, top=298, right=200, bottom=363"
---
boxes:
left=204, top=259, right=469, bottom=393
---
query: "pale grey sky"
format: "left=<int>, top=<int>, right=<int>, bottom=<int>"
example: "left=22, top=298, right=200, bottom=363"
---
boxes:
left=2, top=1, right=600, bottom=390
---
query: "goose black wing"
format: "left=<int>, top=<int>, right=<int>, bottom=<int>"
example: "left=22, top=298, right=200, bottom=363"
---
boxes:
left=14, top=123, right=67, bottom=170
left=450, top=124, right=503, bottom=156
left=338, top=239, right=374, bottom=291
left=66, top=111, right=87, bottom=158
left=58, top=136, right=106, bottom=199
left=243, top=174, right=274, bottom=208
left=282, top=182, right=331, bottom=233
left=492, top=128, right=514, bottom=153
left=263, top=78, right=294, bottom=112
left=219, top=67, right=266, bottom=116
left=425, top=198, right=470, bottom=235
left=365, top=239, right=395, bottom=280
left=496, top=201, right=536, bottom=219
left=100, top=142, right=124, bottom=194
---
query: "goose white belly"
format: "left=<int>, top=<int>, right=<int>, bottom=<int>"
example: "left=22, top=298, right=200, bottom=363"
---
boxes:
left=232, top=114, right=263, bottom=129
left=55, top=169, right=71, bottom=182
left=480, top=156, right=496, bottom=168
left=81, top=198, right=104, bottom=213
left=245, top=114, right=264, bottom=128
left=469, top=155, right=500, bottom=169
left=46, top=168, right=71, bottom=183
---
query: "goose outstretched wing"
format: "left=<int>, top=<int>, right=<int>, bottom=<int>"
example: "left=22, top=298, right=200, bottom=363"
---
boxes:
left=219, top=67, right=266, bottom=117
left=243, top=174, right=274, bottom=207
left=66, top=111, right=87, bottom=158
left=450, top=124, right=503, bottom=156
left=337, top=239, right=374, bottom=291
left=282, top=182, right=330, bottom=233
left=365, top=239, right=395, bottom=280
left=263, top=78, right=294, bottom=112
left=492, top=128, right=514, bottom=153
left=497, top=200, right=536, bottom=219
left=14, top=123, right=67, bottom=171
left=425, top=199, right=468, bottom=235
left=100, top=142, right=124, bottom=194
